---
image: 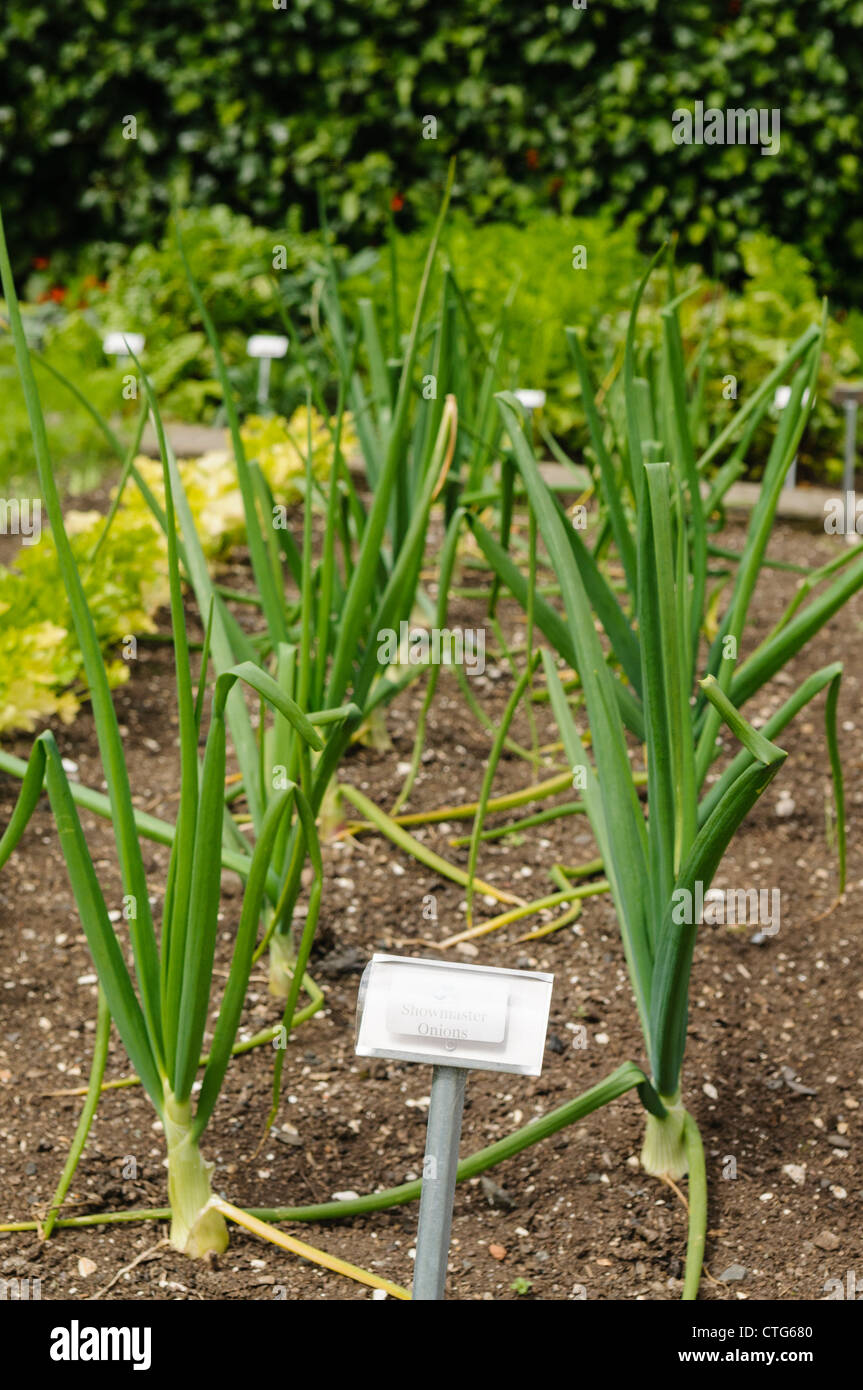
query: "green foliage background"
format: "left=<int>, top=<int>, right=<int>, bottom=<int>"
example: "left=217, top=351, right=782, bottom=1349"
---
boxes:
left=2, top=0, right=862, bottom=294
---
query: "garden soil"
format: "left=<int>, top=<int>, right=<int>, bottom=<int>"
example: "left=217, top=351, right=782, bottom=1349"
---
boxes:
left=1, top=513, right=861, bottom=1301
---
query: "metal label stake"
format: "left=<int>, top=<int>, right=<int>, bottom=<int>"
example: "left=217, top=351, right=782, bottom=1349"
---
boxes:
left=831, top=382, right=863, bottom=499
left=355, top=954, right=553, bottom=1300
left=413, top=1065, right=467, bottom=1299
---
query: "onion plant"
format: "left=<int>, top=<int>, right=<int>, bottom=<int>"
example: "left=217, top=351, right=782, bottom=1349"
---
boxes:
left=469, top=263, right=853, bottom=893
left=448, top=247, right=853, bottom=1302
left=491, top=394, right=786, bottom=1295
left=465, top=276, right=850, bottom=1291
left=0, top=172, right=512, bottom=1127
left=0, top=212, right=344, bottom=1257
left=142, top=168, right=514, bottom=1004
left=482, top=253, right=860, bottom=789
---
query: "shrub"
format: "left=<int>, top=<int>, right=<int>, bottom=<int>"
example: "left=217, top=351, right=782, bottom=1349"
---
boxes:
left=1, top=2, right=861, bottom=296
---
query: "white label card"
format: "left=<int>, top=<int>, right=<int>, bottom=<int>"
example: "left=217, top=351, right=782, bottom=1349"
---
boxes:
left=356, top=954, right=553, bottom=1076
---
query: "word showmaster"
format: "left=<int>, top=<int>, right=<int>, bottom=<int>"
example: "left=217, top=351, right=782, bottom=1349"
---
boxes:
left=400, top=1000, right=488, bottom=1040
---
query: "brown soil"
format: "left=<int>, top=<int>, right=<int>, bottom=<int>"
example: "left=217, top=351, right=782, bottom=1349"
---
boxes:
left=0, top=514, right=861, bottom=1302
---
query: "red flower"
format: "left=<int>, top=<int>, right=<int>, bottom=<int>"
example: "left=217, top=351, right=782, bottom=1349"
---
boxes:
left=48, top=286, right=67, bottom=303
left=525, top=147, right=540, bottom=170
left=31, top=256, right=50, bottom=271
left=390, top=192, right=405, bottom=212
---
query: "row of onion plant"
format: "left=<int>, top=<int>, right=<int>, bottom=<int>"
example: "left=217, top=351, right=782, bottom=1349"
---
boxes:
left=450, top=261, right=853, bottom=1295
left=0, top=208, right=413, bottom=1294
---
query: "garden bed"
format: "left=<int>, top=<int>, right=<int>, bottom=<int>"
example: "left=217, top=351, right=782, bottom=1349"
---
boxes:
left=1, top=513, right=860, bottom=1301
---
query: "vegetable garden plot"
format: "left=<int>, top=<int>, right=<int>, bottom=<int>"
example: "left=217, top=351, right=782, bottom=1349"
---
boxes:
left=0, top=203, right=861, bottom=1301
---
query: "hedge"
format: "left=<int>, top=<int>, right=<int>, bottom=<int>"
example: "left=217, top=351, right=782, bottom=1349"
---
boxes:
left=1, top=0, right=861, bottom=295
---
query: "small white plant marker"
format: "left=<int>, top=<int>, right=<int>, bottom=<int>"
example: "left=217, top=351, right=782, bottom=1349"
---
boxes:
left=514, top=388, right=547, bottom=413
left=102, top=331, right=145, bottom=364
left=246, top=333, right=288, bottom=407
left=356, top=954, right=553, bottom=1300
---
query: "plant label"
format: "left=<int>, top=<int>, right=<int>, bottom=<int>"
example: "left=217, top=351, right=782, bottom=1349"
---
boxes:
left=103, top=332, right=145, bottom=357
left=246, top=334, right=289, bottom=359
left=356, top=954, right=553, bottom=1075
left=513, top=388, right=546, bottom=411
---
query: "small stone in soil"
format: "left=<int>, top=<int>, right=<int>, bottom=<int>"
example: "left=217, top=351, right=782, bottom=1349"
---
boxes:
left=272, top=1125, right=303, bottom=1147
left=814, top=1230, right=841, bottom=1251
left=773, top=1066, right=817, bottom=1096
left=782, top=1164, right=807, bottom=1185
left=488, top=1244, right=507, bottom=1261
left=719, top=1264, right=747, bottom=1282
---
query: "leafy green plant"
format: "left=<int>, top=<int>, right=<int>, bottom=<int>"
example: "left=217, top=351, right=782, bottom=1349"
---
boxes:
left=0, top=309, right=123, bottom=489
left=661, top=234, right=860, bottom=480
left=0, top=206, right=345, bottom=1258
left=0, top=404, right=351, bottom=738
left=468, top=262, right=853, bottom=1298
left=0, top=501, right=165, bottom=734
left=0, top=216, right=418, bottom=1301
left=367, top=219, right=861, bottom=475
